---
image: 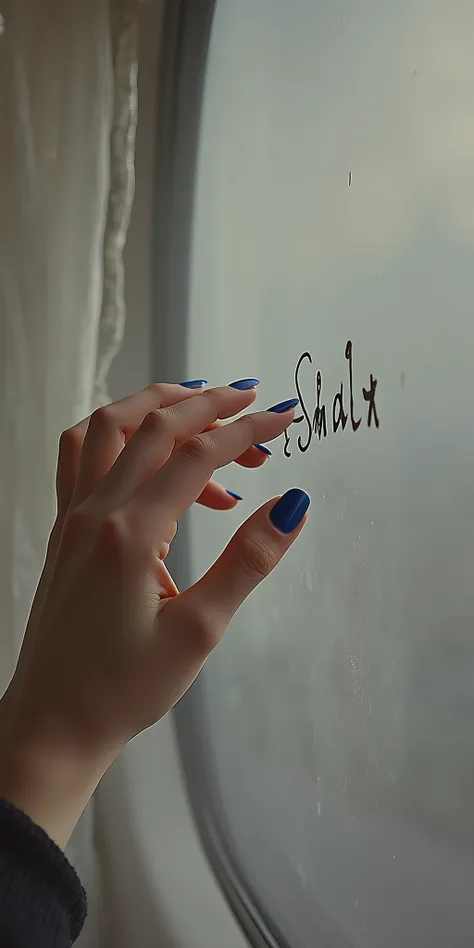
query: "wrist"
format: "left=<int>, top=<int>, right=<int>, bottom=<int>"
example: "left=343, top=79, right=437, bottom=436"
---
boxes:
left=0, top=689, right=116, bottom=848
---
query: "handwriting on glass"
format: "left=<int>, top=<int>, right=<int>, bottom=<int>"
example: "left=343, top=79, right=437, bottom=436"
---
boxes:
left=284, top=340, right=379, bottom=457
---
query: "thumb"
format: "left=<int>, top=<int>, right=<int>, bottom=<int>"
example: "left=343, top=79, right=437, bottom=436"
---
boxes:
left=170, top=488, right=310, bottom=654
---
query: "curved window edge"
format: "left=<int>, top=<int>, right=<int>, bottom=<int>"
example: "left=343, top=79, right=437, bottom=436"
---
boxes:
left=152, top=2, right=290, bottom=946
left=175, top=695, right=293, bottom=948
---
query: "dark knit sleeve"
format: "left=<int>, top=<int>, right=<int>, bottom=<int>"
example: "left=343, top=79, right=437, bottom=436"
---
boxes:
left=0, top=795, right=87, bottom=947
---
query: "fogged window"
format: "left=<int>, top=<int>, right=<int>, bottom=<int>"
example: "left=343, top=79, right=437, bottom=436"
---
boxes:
left=176, top=2, right=474, bottom=946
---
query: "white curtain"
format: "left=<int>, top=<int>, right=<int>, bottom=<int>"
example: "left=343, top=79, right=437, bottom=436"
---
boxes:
left=0, top=1, right=139, bottom=943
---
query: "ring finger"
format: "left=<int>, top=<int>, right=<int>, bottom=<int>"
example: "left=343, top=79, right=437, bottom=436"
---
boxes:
left=92, top=385, right=257, bottom=511
left=129, top=402, right=298, bottom=538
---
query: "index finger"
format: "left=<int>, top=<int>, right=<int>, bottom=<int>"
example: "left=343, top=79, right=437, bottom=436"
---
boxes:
left=132, top=403, right=298, bottom=527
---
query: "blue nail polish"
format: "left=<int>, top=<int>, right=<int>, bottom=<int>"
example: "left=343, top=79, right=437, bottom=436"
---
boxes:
left=270, top=488, right=310, bottom=534
left=226, top=490, right=243, bottom=501
left=267, top=397, right=299, bottom=413
left=180, top=379, right=207, bottom=389
left=229, top=378, right=259, bottom=390
left=254, top=443, right=272, bottom=456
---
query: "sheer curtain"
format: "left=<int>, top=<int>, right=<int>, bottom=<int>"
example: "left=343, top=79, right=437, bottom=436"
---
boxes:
left=0, top=1, right=139, bottom=943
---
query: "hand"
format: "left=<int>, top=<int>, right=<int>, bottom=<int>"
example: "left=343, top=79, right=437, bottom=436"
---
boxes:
left=0, top=381, right=309, bottom=846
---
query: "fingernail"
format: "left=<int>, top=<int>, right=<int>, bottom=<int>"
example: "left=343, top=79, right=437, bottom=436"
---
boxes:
left=229, top=378, right=259, bottom=390
left=254, top=443, right=272, bottom=456
left=270, top=488, right=310, bottom=534
left=226, top=490, right=243, bottom=501
left=180, top=379, right=207, bottom=388
left=267, top=397, right=299, bottom=413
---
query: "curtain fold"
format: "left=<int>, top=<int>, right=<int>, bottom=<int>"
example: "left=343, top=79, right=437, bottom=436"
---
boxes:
left=0, top=2, right=140, bottom=943
left=94, top=0, right=140, bottom=410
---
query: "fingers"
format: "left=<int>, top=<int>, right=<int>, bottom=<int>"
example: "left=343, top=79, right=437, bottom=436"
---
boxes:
left=160, top=489, right=310, bottom=654
left=134, top=403, right=297, bottom=528
left=27, top=419, right=90, bottom=635
left=94, top=386, right=257, bottom=510
left=205, top=422, right=271, bottom=469
left=56, top=419, right=89, bottom=518
left=196, top=481, right=243, bottom=510
left=55, top=382, right=269, bottom=527
left=73, top=382, right=206, bottom=506
left=235, top=443, right=272, bottom=468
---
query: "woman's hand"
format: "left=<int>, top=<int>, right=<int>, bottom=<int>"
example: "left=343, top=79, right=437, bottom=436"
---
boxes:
left=0, top=381, right=309, bottom=847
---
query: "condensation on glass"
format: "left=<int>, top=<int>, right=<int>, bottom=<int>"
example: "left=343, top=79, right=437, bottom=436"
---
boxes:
left=180, top=2, right=474, bottom=945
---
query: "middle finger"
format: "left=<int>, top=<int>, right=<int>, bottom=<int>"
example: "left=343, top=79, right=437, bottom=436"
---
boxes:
left=93, top=385, right=258, bottom=510
left=131, top=401, right=298, bottom=529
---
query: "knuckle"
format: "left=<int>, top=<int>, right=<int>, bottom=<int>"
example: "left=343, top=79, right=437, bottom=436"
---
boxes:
left=237, top=412, right=256, bottom=437
left=62, top=503, right=96, bottom=544
left=142, top=409, right=168, bottom=438
left=146, top=382, right=164, bottom=401
left=185, top=610, right=220, bottom=655
left=59, top=426, right=81, bottom=457
left=200, top=388, right=218, bottom=410
left=95, top=511, right=130, bottom=556
left=89, top=405, right=115, bottom=433
left=180, top=434, right=211, bottom=465
left=237, top=536, right=276, bottom=581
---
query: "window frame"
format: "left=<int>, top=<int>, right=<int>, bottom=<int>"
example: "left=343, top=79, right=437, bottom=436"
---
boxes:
left=152, top=3, right=291, bottom=945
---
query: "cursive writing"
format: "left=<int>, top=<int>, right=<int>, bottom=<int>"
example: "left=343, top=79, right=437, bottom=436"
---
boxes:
left=284, top=340, right=379, bottom=457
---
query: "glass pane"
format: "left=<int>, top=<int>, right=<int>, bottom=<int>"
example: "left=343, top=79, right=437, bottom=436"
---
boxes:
left=181, top=2, right=474, bottom=945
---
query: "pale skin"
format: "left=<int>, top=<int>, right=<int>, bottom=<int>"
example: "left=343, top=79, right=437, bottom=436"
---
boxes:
left=0, top=382, right=307, bottom=849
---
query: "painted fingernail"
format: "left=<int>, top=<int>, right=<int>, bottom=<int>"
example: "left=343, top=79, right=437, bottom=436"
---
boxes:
left=269, top=488, right=310, bottom=534
left=180, top=379, right=207, bottom=388
left=267, top=397, right=299, bottom=413
left=229, top=378, right=259, bottom=390
left=226, top=490, right=243, bottom=501
left=254, top=443, right=272, bottom=456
